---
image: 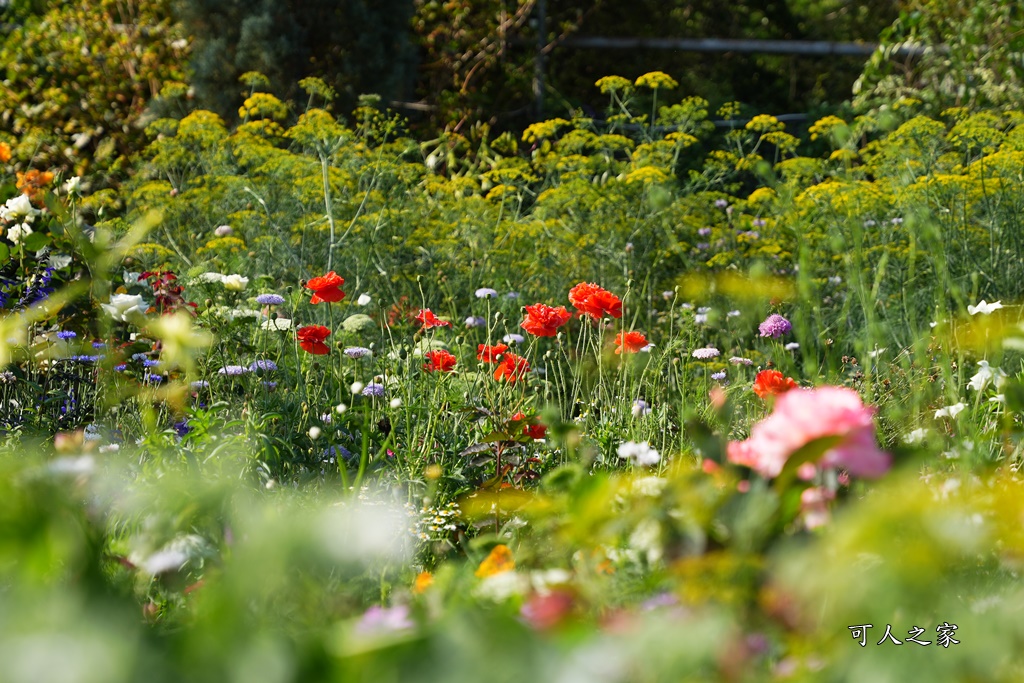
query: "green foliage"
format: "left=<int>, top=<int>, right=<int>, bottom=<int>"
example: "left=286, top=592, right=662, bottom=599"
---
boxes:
left=0, top=0, right=189, bottom=181
left=854, top=0, right=1024, bottom=114
left=175, top=0, right=417, bottom=121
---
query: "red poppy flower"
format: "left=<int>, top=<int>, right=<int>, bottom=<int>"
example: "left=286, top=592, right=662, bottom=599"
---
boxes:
left=477, top=343, right=508, bottom=363
left=305, top=271, right=345, bottom=304
left=493, top=353, right=530, bottom=383
left=415, top=308, right=452, bottom=329
left=752, top=369, right=798, bottom=399
left=614, top=330, right=649, bottom=354
left=423, top=349, right=457, bottom=373
left=568, top=282, right=622, bottom=319
left=520, top=303, right=571, bottom=337
left=296, top=324, right=331, bottom=354
left=511, top=412, right=547, bottom=439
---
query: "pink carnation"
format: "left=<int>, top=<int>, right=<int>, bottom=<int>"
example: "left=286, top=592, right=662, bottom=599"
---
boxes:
left=726, top=386, right=891, bottom=479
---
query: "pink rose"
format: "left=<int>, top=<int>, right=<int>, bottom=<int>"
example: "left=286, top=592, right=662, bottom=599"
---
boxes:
left=727, top=386, right=891, bottom=479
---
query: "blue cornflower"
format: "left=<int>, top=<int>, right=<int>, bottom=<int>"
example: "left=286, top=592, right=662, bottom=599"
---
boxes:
left=144, top=374, right=166, bottom=384
left=132, top=353, right=149, bottom=362
left=57, top=330, right=77, bottom=340
left=249, top=359, right=278, bottom=372
left=92, top=341, right=106, bottom=349
left=143, top=359, right=161, bottom=368
left=69, top=355, right=100, bottom=363
left=114, top=363, right=128, bottom=372
left=256, top=293, right=286, bottom=305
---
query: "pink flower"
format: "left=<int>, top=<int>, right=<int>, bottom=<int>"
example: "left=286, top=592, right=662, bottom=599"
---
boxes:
left=726, top=386, right=891, bottom=479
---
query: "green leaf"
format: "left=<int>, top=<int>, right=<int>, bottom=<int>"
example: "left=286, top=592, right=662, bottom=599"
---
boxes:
left=21, top=231, right=51, bottom=252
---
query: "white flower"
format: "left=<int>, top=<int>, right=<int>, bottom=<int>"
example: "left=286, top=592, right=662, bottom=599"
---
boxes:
left=5, top=222, right=32, bottom=244
left=784, top=342, right=801, bottom=351
left=222, top=274, right=249, bottom=291
left=308, top=426, right=322, bottom=440
left=0, top=194, right=40, bottom=223
left=101, top=293, right=149, bottom=323
left=616, top=441, right=661, bottom=467
left=934, top=402, right=967, bottom=419
left=261, top=318, right=292, bottom=331
left=335, top=403, right=348, bottom=414
left=357, top=293, right=372, bottom=306
left=198, top=272, right=225, bottom=283
left=968, top=360, right=1006, bottom=392
left=214, top=224, right=233, bottom=237
left=389, top=398, right=402, bottom=409
left=63, top=176, right=82, bottom=195
left=691, top=347, right=719, bottom=360
left=967, top=300, right=1003, bottom=315
left=867, top=347, right=887, bottom=359
left=475, top=570, right=528, bottom=601
left=350, top=381, right=365, bottom=395
left=903, top=428, right=929, bottom=444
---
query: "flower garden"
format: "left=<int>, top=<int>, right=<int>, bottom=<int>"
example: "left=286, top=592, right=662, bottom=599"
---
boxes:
left=3, top=60, right=1024, bottom=681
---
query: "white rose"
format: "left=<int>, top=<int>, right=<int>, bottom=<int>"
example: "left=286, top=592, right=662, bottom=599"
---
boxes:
left=0, top=194, right=41, bottom=223
left=5, top=223, right=33, bottom=245
left=222, top=274, right=249, bottom=291
left=63, top=176, right=82, bottom=195
left=101, top=293, right=149, bottom=323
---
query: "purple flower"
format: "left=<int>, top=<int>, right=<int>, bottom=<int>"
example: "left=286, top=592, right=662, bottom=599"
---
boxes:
left=729, top=356, right=753, bottom=366
left=69, top=355, right=100, bottom=363
left=711, top=371, right=726, bottom=380
left=143, top=359, right=161, bottom=368
left=217, top=365, right=249, bottom=376
left=190, top=380, right=210, bottom=390
left=344, top=346, right=373, bottom=359
left=692, top=347, right=720, bottom=360
left=356, top=605, right=414, bottom=635
left=256, top=293, right=286, bottom=305
left=262, top=381, right=278, bottom=390
left=115, top=363, right=128, bottom=372
left=321, top=445, right=353, bottom=462
left=249, top=359, right=278, bottom=372
left=714, top=199, right=729, bottom=209
left=464, top=316, right=486, bottom=328
left=362, top=382, right=385, bottom=398
left=696, top=242, right=710, bottom=250
left=758, top=313, right=792, bottom=339
left=697, top=227, right=711, bottom=237
left=57, top=330, right=77, bottom=340
left=752, top=218, right=766, bottom=228
left=475, top=288, right=498, bottom=299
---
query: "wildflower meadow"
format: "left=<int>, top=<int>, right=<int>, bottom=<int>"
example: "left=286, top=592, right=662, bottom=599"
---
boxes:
left=3, top=10, right=1024, bottom=681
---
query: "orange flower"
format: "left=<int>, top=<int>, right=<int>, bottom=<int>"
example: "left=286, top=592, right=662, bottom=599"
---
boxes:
left=16, top=169, right=54, bottom=201
left=752, top=369, right=798, bottom=399
left=415, top=308, right=452, bottom=329
left=305, top=271, right=345, bottom=304
left=0, top=142, right=11, bottom=163
left=568, top=282, right=622, bottom=319
left=475, top=544, right=515, bottom=578
left=413, top=571, right=434, bottom=594
left=477, top=343, right=508, bottom=363
left=493, top=353, right=530, bottom=383
left=614, top=330, right=649, bottom=354
left=423, top=348, right=457, bottom=373
left=512, top=412, right=546, bottom=439
left=296, top=324, right=331, bottom=354
left=520, top=303, right=571, bottom=337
